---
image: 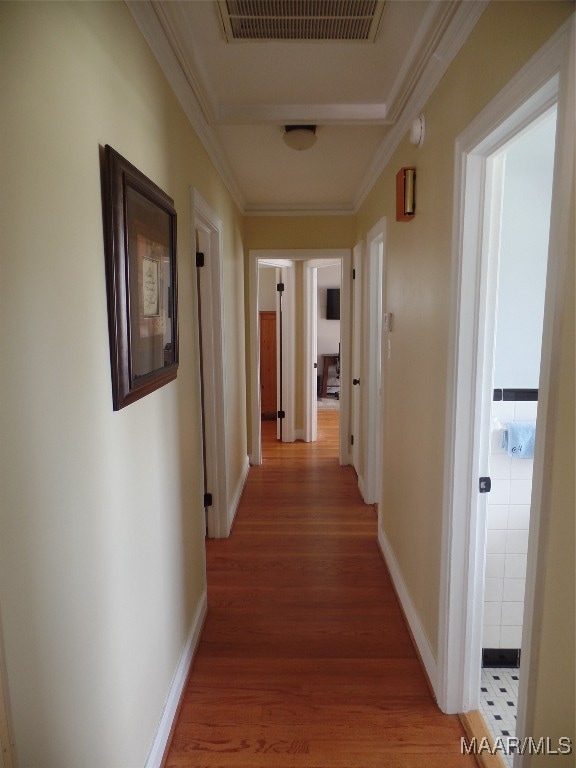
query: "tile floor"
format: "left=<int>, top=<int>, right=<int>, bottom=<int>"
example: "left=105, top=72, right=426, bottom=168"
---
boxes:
left=480, top=667, right=520, bottom=767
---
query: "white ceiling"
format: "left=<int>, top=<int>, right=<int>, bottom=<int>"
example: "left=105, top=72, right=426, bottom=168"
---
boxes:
left=127, top=0, right=487, bottom=214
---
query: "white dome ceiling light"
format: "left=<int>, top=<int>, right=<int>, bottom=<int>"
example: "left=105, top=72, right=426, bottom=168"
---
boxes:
left=283, top=125, right=317, bottom=151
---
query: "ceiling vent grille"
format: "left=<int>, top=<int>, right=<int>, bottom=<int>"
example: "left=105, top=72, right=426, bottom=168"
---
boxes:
left=217, top=0, right=386, bottom=42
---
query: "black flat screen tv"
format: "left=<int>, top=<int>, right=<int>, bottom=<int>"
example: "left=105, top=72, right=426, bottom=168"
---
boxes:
left=326, top=288, right=340, bottom=320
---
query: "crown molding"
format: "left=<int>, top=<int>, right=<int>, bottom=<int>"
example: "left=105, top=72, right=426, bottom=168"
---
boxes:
left=384, top=0, right=456, bottom=122
left=216, top=102, right=390, bottom=125
left=152, top=1, right=217, bottom=126
left=354, top=0, right=489, bottom=212
left=127, top=0, right=488, bottom=218
left=126, top=0, right=247, bottom=213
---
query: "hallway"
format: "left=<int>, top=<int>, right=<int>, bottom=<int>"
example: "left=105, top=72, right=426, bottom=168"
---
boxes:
left=163, top=412, right=475, bottom=767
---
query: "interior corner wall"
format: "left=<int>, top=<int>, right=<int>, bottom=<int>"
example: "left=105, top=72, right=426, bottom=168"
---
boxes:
left=354, top=0, right=573, bottom=663
left=0, top=3, right=246, bottom=767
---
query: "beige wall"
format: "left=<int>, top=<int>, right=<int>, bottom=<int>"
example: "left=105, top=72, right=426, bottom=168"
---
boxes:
left=355, top=1, right=573, bottom=659
left=243, top=215, right=356, bottom=251
left=0, top=2, right=246, bottom=766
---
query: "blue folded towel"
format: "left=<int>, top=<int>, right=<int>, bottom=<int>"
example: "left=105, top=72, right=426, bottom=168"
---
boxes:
left=502, top=422, right=536, bottom=459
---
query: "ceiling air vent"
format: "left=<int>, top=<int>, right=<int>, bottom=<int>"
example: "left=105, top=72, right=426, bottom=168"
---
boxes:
left=217, top=0, right=386, bottom=42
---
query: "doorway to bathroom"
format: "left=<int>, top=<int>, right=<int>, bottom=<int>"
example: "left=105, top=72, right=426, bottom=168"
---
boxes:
left=477, top=107, right=557, bottom=763
left=438, top=19, right=573, bottom=724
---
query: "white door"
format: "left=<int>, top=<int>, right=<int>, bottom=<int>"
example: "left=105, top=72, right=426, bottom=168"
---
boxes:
left=304, top=264, right=318, bottom=443
left=276, top=265, right=295, bottom=442
left=193, top=190, right=230, bottom=538
left=351, top=242, right=363, bottom=474
left=362, top=220, right=385, bottom=505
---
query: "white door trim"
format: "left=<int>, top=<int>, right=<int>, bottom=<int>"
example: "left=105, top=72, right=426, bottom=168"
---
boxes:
left=438, top=19, right=573, bottom=717
left=362, top=219, right=386, bottom=504
left=192, top=189, right=230, bottom=538
left=338, top=251, right=353, bottom=466
left=351, top=242, right=363, bottom=477
left=303, top=263, right=318, bottom=443
left=277, top=264, right=296, bottom=443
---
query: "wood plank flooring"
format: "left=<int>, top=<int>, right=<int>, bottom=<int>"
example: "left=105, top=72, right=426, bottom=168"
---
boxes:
left=164, top=412, right=476, bottom=767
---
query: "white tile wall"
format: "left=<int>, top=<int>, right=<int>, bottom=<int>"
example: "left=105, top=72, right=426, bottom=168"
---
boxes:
left=500, top=625, right=523, bottom=648
left=510, top=479, right=532, bottom=504
left=486, top=554, right=506, bottom=579
left=485, top=577, right=504, bottom=602
left=487, top=529, right=507, bottom=553
left=506, top=530, right=529, bottom=554
left=483, top=625, right=501, bottom=648
left=504, top=553, right=528, bottom=579
left=502, top=578, right=525, bottom=602
left=484, top=601, right=502, bottom=626
left=502, top=601, right=524, bottom=625
left=490, top=478, right=511, bottom=505
left=508, top=505, right=530, bottom=529
left=483, top=399, right=537, bottom=650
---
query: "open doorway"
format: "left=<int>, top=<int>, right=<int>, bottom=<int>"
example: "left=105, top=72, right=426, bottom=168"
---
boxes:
left=439, top=19, right=573, bottom=737
left=258, top=265, right=279, bottom=423
left=316, top=264, right=342, bottom=417
left=477, top=108, right=557, bottom=761
left=248, top=249, right=352, bottom=467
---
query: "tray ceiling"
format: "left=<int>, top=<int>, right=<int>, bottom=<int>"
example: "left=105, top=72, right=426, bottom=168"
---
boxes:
left=127, top=0, right=487, bottom=214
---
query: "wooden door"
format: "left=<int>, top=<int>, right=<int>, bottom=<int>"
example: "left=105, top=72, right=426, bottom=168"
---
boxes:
left=259, top=311, right=277, bottom=419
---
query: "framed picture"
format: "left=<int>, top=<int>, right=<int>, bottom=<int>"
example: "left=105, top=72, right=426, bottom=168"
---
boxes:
left=101, top=145, right=178, bottom=410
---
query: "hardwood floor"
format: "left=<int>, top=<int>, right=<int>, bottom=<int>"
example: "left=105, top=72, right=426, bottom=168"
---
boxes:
left=164, top=412, right=476, bottom=767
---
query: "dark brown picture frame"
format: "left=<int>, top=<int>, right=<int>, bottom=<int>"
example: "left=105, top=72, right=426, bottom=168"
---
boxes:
left=101, top=145, right=178, bottom=410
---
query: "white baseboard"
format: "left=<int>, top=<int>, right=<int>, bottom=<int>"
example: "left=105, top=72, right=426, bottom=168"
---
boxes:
left=145, top=591, right=208, bottom=768
left=228, top=455, right=250, bottom=532
left=377, top=527, right=439, bottom=697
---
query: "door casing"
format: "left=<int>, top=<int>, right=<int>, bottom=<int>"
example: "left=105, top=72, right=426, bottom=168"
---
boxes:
left=192, top=189, right=231, bottom=538
left=438, top=20, right=573, bottom=731
left=361, top=219, right=386, bottom=505
left=351, top=242, right=363, bottom=477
